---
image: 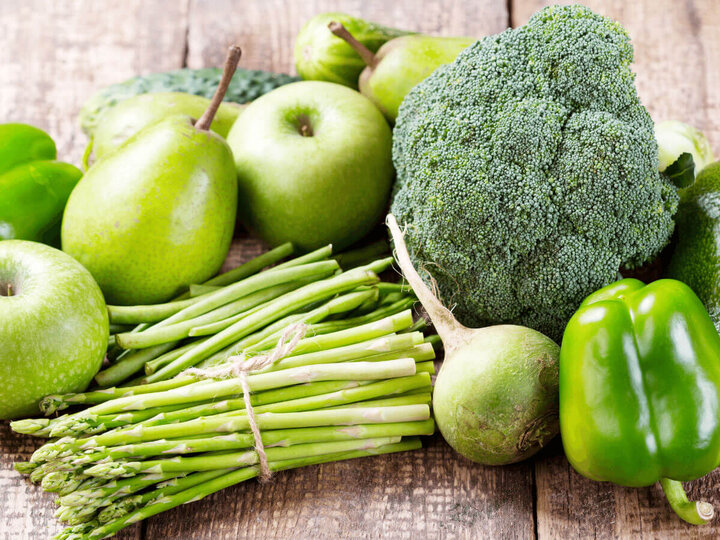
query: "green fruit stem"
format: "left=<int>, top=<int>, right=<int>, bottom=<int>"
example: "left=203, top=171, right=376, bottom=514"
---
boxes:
left=328, top=21, right=377, bottom=66
left=660, top=478, right=715, bottom=525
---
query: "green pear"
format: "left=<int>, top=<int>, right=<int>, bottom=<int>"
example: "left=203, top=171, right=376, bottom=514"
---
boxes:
left=62, top=47, right=242, bottom=305
left=90, top=92, right=245, bottom=161
left=329, top=22, right=474, bottom=122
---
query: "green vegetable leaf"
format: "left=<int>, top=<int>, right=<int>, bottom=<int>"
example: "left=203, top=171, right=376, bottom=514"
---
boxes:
left=665, top=152, right=696, bottom=189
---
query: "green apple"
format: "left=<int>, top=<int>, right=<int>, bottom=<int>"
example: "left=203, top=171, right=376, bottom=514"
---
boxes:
left=226, top=80, right=394, bottom=252
left=0, top=240, right=108, bottom=419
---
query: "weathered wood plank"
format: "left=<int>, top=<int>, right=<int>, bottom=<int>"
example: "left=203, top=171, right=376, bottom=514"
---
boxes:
left=145, top=3, right=526, bottom=538
left=512, top=1, right=720, bottom=537
left=0, top=1, right=189, bottom=537
left=0, top=0, right=190, bottom=165
left=145, top=434, right=535, bottom=539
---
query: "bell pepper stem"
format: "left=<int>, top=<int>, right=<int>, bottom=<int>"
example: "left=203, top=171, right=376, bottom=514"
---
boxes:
left=660, top=478, right=714, bottom=525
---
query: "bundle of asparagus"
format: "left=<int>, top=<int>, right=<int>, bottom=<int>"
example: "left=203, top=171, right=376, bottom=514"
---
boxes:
left=12, top=243, right=437, bottom=539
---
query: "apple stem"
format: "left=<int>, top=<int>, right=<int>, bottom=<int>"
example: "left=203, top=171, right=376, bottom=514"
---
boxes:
left=195, top=45, right=242, bottom=131
left=4, top=283, right=11, bottom=297
left=328, top=22, right=376, bottom=66
left=297, top=114, right=314, bottom=137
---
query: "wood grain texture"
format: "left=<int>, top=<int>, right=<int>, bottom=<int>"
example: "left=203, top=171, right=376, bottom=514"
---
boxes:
left=512, top=2, right=720, bottom=537
left=0, top=0, right=190, bottom=165
left=144, top=435, right=534, bottom=539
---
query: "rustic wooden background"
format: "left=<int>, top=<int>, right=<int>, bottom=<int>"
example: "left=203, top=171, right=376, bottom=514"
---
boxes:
left=1, top=0, right=720, bottom=538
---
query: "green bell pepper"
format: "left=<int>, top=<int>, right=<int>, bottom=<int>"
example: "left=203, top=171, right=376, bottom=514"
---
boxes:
left=560, top=278, right=720, bottom=525
left=0, top=123, right=82, bottom=246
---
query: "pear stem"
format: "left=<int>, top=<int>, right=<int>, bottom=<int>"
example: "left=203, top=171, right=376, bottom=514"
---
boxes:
left=195, top=45, right=242, bottom=131
left=328, top=22, right=376, bottom=66
left=386, top=214, right=468, bottom=351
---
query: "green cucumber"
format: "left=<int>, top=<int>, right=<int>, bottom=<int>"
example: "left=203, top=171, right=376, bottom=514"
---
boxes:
left=667, top=161, right=720, bottom=330
left=79, top=67, right=299, bottom=136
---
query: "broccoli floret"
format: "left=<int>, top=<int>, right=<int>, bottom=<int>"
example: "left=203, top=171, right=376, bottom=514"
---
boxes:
left=390, top=5, right=679, bottom=341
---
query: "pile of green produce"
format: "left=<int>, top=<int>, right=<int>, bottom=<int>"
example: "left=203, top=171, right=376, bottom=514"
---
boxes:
left=12, top=245, right=437, bottom=537
left=4, top=2, right=720, bottom=534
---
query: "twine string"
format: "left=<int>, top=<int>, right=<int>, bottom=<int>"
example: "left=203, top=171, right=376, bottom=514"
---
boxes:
left=184, top=322, right=308, bottom=481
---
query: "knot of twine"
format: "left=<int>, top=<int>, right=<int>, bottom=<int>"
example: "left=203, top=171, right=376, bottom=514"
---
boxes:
left=184, top=322, right=307, bottom=481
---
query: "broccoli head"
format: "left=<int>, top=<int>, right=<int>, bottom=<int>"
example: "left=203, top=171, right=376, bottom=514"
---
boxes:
left=390, top=5, right=679, bottom=341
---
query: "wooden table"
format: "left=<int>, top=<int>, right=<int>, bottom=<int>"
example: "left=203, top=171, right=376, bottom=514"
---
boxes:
left=1, top=0, right=720, bottom=538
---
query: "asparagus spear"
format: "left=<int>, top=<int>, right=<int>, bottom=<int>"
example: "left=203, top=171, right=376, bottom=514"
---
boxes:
left=30, top=373, right=431, bottom=463
left=96, top=469, right=230, bottom=523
